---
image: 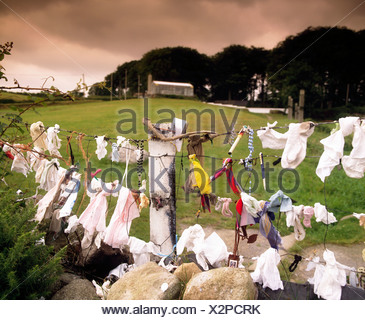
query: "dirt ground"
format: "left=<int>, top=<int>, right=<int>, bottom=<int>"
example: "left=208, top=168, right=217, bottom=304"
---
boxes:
left=192, top=226, right=365, bottom=283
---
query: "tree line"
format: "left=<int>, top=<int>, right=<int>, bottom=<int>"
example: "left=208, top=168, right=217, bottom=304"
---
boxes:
left=89, top=26, right=365, bottom=118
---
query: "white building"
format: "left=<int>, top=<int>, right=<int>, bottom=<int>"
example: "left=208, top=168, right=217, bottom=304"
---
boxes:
left=147, top=75, right=194, bottom=97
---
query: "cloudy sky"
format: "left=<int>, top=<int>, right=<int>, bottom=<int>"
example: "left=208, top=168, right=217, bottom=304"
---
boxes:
left=0, top=0, right=364, bottom=93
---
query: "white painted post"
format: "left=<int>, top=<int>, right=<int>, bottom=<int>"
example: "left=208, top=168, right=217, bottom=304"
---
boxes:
left=148, top=122, right=177, bottom=255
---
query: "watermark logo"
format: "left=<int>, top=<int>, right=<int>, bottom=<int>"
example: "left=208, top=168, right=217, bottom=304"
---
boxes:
left=66, top=102, right=300, bottom=197
left=116, top=99, right=240, bottom=144
left=67, top=158, right=300, bottom=197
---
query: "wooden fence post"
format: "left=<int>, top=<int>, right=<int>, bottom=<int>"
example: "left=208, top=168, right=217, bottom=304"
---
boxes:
left=294, top=102, right=299, bottom=120
left=288, top=96, right=293, bottom=119
left=298, top=89, right=305, bottom=122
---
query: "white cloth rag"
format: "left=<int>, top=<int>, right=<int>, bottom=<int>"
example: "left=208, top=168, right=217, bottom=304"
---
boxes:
left=30, top=121, right=48, bottom=150
left=251, top=248, right=284, bottom=291
left=257, top=122, right=314, bottom=169
left=314, top=203, right=337, bottom=224
left=111, top=143, right=120, bottom=162
left=316, top=117, right=359, bottom=182
left=257, top=121, right=288, bottom=149
left=46, top=125, right=62, bottom=157
left=27, top=147, right=44, bottom=171
left=108, top=263, right=131, bottom=278
left=127, top=236, right=160, bottom=266
left=281, top=122, right=314, bottom=169
left=176, top=224, right=228, bottom=270
left=342, top=120, right=365, bottom=178
left=59, top=173, right=81, bottom=218
left=92, top=280, right=111, bottom=299
left=95, top=136, right=108, bottom=160
left=176, top=224, right=206, bottom=269
left=240, top=192, right=261, bottom=218
left=306, top=249, right=347, bottom=300
left=285, top=205, right=306, bottom=241
left=202, top=232, right=229, bottom=268
left=64, top=215, right=79, bottom=234
left=10, top=145, right=31, bottom=177
left=353, top=212, right=365, bottom=219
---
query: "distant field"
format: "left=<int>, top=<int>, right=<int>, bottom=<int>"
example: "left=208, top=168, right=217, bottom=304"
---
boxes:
left=1, top=98, right=364, bottom=247
left=0, top=90, right=31, bottom=103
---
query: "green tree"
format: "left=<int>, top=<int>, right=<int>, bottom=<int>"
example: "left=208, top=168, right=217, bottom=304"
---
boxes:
left=267, top=26, right=365, bottom=116
left=269, top=60, right=322, bottom=111
left=88, top=81, right=110, bottom=96
left=247, top=47, right=270, bottom=105
left=139, top=46, right=212, bottom=100
left=356, top=29, right=365, bottom=105
left=210, top=45, right=252, bottom=101
left=111, top=60, right=141, bottom=98
left=210, top=45, right=268, bottom=103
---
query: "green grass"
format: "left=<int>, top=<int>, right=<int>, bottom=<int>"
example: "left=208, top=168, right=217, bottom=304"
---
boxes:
left=1, top=98, right=364, bottom=247
left=0, top=91, right=31, bottom=103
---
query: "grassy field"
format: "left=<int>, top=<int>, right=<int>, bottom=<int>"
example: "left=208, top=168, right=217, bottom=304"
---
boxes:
left=1, top=97, right=365, bottom=248
left=0, top=91, right=31, bottom=103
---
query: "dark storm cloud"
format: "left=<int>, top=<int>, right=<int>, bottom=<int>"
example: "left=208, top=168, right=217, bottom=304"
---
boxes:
left=1, top=0, right=364, bottom=56
left=0, top=0, right=364, bottom=91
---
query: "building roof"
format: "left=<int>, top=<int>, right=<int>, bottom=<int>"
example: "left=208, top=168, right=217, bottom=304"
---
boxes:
left=152, top=80, right=193, bottom=88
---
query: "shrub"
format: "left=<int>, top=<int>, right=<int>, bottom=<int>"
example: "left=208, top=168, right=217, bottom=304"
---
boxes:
left=308, top=105, right=365, bottom=120
left=0, top=189, right=64, bottom=299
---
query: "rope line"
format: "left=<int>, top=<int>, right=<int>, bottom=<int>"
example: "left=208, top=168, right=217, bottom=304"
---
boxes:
left=0, top=114, right=340, bottom=143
